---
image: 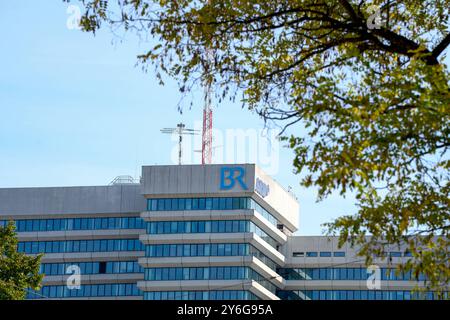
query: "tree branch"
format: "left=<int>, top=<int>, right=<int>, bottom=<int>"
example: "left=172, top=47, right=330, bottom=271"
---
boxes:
left=338, top=0, right=362, bottom=23
left=432, top=33, right=450, bottom=59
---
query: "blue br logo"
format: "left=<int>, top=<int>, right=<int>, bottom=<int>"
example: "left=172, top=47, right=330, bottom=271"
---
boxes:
left=255, top=178, right=270, bottom=198
left=220, top=167, right=248, bottom=190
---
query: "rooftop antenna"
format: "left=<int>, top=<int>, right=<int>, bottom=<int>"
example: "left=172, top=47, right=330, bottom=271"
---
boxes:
left=161, top=123, right=200, bottom=165
left=201, top=60, right=213, bottom=165
left=201, top=17, right=215, bottom=164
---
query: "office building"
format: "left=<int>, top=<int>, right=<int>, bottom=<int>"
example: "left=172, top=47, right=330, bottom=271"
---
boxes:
left=0, top=164, right=443, bottom=300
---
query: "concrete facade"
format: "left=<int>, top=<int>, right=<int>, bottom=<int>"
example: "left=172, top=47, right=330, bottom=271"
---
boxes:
left=0, top=164, right=440, bottom=300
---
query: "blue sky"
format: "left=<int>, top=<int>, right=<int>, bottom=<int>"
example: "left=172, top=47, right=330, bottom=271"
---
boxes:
left=0, top=1, right=358, bottom=235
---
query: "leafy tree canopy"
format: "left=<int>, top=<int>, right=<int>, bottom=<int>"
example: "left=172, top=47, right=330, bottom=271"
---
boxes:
left=72, top=0, right=449, bottom=291
left=0, top=222, right=43, bottom=300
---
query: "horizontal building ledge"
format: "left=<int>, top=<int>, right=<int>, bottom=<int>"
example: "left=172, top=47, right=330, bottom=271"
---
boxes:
left=39, top=296, right=143, bottom=301
left=40, top=251, right=144, bottom=263
left=42, top=273, right=143, bottom=286
left=137, top=279, right=279, bottom=300
left=0, top=212, right=143, bottom=220
left=17, top=229, right=143, bottom=241
left=283, top=280, right=434, bottom=291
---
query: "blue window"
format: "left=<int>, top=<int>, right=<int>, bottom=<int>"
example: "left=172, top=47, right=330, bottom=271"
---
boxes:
left=185, top=198, right=192, bottom=210
left=53, top=219, right=61, bottom=231
left=9, top=217, right=144, bottom=232
left=232, top=198, right=240, bottom=209
left=354, top=268, right=362, bottom=280
left=164, top=199, right=172, bottom=210
left=170, top=222, right=178, bottom=233
left=212, top=198, right=219, bottom=210
left=18, top=239, right=142, bottom=254
left=333, top=251, right=345, bottom=257
left=347, top=268, right=355, bottom=280
left=226, top=198, right=233, bottom=209
left=218, top=221, right=226, bottom=233
left=219, top=198, right=226, bottom=210
left=191, top=221, right=198, bottom=233
left=157, top=200, right=164, bottom=210
left=275, top=289, right=447, bottom=300
left=192, top=198, right=199, bottom=210
left=177, top=198, right=185, bottom=210
left=205, top=198, right=212, bottom=210
left=143, top=290, right=258, bottom=301
left=306, top=252, right=318, bottom=257
left=320, top=252, right=332, bottom=257
left=171, top=199, right=179, bottom=211
left=39, top=220, right=46, bottom=231
left=27, top=284, right=141, bottom=299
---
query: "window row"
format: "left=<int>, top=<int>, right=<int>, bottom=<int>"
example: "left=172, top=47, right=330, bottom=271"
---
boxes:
left=18, top=239, right=144, bottom=254
left=147, top=197, right=278, bottom=226
left=146, top=220, right=279, bottom=249
left=146, top=243, right=249, bottom=258
left=374, top=251, right=413, bottom=258
left=144, top=266, right=276, bottom=293
left=0, top=217, right=144, bottom=232
left=145, top=243, right=279, bottom=270
left=292, top=251, right=346, bottom=258
left=146, top=266, right=248, bottom=281
left=276, top=290, right=448, bottom=300
left=26, top=283, right=141, bottom=299
left=147, top=220, right=249, bottom=234
left=292, top=251, right=412, bottom=258
left=40, top=261, right=143, bottom=276
left=144, top=290, right=259, bottom=300
left=277, top=267, right=428, bottom=281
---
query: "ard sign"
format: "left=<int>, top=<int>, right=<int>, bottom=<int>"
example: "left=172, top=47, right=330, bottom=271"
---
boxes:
left=255, top=178, right=270, bottom=198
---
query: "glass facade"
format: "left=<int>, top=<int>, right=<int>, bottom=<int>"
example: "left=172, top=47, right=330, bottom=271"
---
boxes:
left=144, top=267, right=276, bottom=293
left=146, top=197, right=278, bottom=226
left=277, top=290, right=448, bottom=300
left=144, top=291, right=259, bottom=300
left=40, top=261, right=143, bottom=275
left=0, top=217, right=144, bottom=232
left=277, top=267, right=427, bottom=281
left=27, top=283, right=141, bottom=299
left=292, top=251, right=347, bottom=258
left=147, top=220, right=248, bottom=234
left=141, top=195, right=284, bottom=300
left=146, top=243, right=249, bottom=257
left=146, top=220, right=278, bottom=249
left=18, top=239, right=144, bottom=254
left=145, top=243, right=279, bottom=270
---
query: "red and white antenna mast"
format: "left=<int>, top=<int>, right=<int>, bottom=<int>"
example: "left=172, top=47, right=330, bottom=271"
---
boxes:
left=201, top=49, right=213, bottom=165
